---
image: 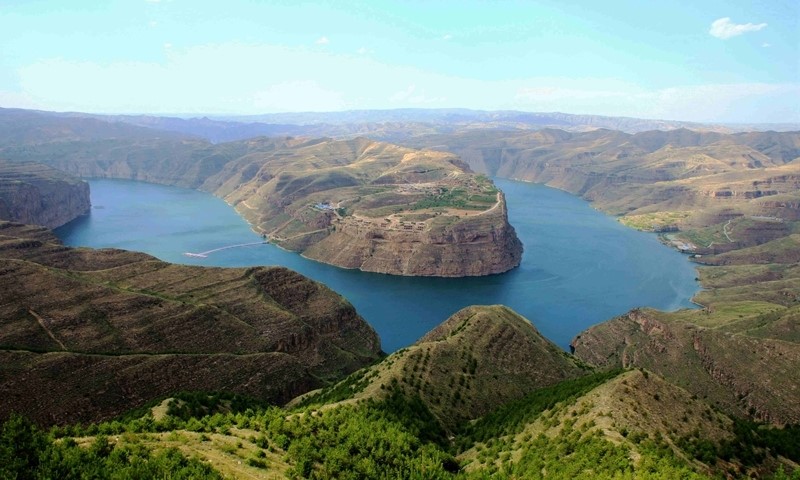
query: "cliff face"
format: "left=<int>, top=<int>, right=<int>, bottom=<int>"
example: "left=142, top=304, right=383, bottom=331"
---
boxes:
left=301, top=192, right=522, bottom=276
left=0, top=222, right=382, bottom=425
left=221, top=139, right=522, bottom=276
left=0, top=161, right=90, bottom=229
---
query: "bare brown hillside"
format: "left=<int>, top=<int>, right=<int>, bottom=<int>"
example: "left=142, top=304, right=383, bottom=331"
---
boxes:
left=0, top=222, right=381, bottom=425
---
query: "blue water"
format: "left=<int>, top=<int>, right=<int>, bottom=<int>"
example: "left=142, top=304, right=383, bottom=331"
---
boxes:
left=55, top=178, right=699, bottom=352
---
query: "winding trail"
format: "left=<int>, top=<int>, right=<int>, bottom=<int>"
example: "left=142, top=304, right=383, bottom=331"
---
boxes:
left=723, top=219, right=734, bottom=243
left=184, top=241, right=265, bottom=258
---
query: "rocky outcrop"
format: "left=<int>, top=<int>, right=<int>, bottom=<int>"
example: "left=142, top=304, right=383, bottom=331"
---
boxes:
left=571, top=308, right=800, bottom=425
left=0, top=161, right=90, bottom=229
left=0, top=222, right=382, bottom=425
left=301, top=192, right=522, bottom=276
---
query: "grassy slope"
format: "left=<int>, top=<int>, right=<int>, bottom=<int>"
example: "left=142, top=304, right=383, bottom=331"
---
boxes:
left=31, top=367, right=798, bottom=479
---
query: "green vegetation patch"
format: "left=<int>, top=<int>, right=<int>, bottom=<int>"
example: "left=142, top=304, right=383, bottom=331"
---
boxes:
left=276, top=389, right=455, bottom=479
left=652, top=301, right=786, bottom=329
left=620, top=211, right=691, bottom=231
left=679, top=419, right=800, bottom=475
left=457, top=369, right=623, bottom=449
left=411, top=185, right=497, bottom=212
left=468, top=427, right=705, bottom=479
left=0, top=414, right=221, bottom=479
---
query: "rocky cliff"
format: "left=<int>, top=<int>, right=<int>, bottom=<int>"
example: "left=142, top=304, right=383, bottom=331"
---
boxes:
left=0, top=161, right=90, bottom=229
left=300, top=192, right=521, bottom=276
left=0, top=221, right=381, bottom=425
left=222, top=138, right=522, bottom=276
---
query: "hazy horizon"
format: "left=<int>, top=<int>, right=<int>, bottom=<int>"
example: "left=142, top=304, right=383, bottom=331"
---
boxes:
left=1, top=1, right=798, bottom=123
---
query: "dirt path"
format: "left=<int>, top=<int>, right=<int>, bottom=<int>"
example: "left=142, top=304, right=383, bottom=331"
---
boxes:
left=28, top=309, right=66, bottom=351
left=723, top=219, right=734, bottom=242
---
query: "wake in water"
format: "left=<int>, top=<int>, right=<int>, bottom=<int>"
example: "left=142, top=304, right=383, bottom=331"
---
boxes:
left=184, top=241, right=265, bottom=258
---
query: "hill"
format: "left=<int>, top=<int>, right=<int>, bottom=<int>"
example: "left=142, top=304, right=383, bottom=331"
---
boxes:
left=572, top=307, right=800, bottom=425
left=9, top=107, right=799, bottom=147
left=0, top=222, right=381, bottom=425
left=296, top=305, right=590, bottom=431
left=5, top=306, right=796, bottom=479
left=0, top=160, right=90, bottom=228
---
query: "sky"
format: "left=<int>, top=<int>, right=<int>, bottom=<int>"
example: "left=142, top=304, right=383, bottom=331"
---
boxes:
left=0, top=0, right=798, bottom=123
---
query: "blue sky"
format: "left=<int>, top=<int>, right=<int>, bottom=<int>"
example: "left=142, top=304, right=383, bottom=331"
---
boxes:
left=0, top=0, right=797, bottom=122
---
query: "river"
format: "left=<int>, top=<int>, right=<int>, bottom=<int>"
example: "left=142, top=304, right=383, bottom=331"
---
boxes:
left=55, top=178, right=699, bottom=352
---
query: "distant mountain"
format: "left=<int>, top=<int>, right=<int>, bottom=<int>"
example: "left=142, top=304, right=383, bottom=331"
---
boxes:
left=222, top=109, right=799, bottom=134
left=0, top=108, right=190, bottom=145
left=5, top=108, right=797, bottom=146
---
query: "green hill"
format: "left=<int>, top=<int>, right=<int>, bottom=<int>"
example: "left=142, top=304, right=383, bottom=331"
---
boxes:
left=4, top=306, right=796, bottom=479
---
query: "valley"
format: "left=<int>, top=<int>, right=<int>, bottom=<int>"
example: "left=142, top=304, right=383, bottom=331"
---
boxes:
left=0, top=108, right=798, bottom=479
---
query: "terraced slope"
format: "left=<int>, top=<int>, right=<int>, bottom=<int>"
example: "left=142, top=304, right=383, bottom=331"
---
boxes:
left=0, top=222, right=381, bottom=425
left=571, top=307, right=800, bottom=425
left=297, top=305, right=590, bottom=431
left=25, top=307, right=795, bottom=479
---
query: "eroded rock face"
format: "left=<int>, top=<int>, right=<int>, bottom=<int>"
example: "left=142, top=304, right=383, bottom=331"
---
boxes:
left=0, top=161, right=90, bottom=229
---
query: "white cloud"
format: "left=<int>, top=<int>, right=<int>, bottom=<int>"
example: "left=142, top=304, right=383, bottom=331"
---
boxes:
left=357, top=47, right=368, bottom=55
left=442, top=34, right=453, bottom=41
left=253, top=81, right=345, bottom=112
left=762, top=42, right=771, bottom=48
left=389, top=84, right=446, bottom=104
left=0, top=90, right=43, bottom=110
left=709, top=17, right=767, bottom=39
left=315, top=36, right=329, bottom=45
left=149, top=20, right=158, bottom=28
left=513, top=82, right=800, bottom=123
